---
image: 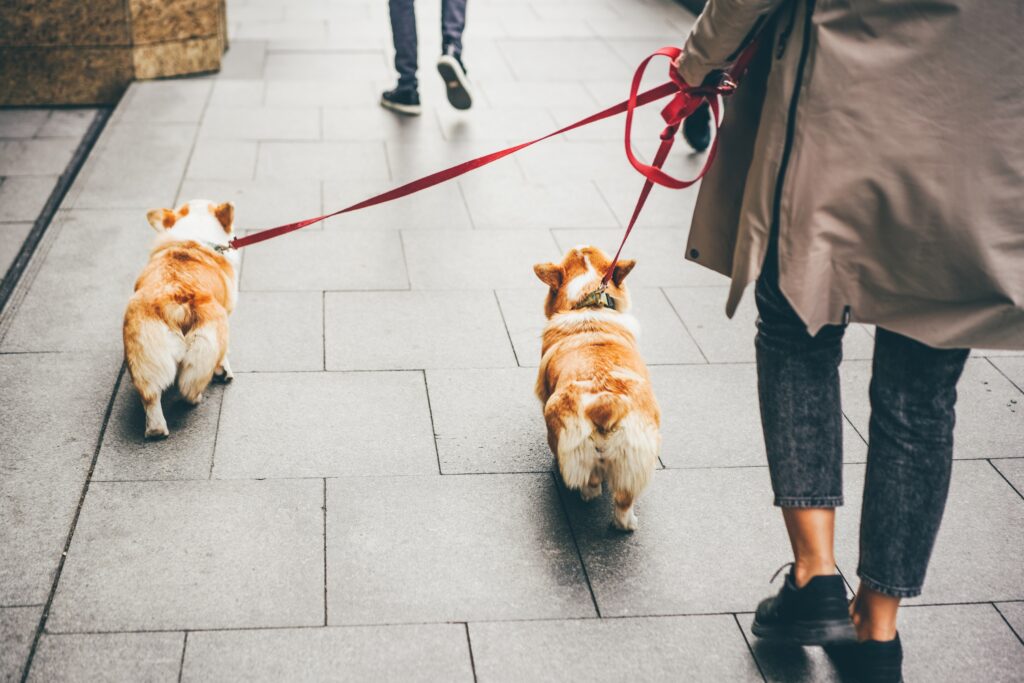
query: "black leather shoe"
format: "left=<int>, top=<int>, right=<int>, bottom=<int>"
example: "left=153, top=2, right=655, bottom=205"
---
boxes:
left=826, top=633, right=904, bottom=683
left=751, top=568, right=856, bottom=645
left=682, top=101, right=712, bottom=152
left=380, top=86, right=422, bottom=116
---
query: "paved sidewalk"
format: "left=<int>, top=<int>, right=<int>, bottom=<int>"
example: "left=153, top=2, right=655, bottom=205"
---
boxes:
left=2, top=0, right=1023, bottom=680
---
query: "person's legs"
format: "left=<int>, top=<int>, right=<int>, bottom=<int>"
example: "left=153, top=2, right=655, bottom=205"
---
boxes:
left=440, top=0, right=467, bottom=56
left=388, top=0, right=418, bottom=90
left=853, top=328, right=968, bottom=639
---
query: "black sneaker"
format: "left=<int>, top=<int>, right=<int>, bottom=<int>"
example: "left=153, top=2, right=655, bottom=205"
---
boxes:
left=380, top=86, right=421, bottom=116
left=682, top=101, right=712, bottom=152
left=826, top=633, right=904, bottom=683
left=751, top=567, right=857, bottom=645
left=437, top=46, right=472, bottom=110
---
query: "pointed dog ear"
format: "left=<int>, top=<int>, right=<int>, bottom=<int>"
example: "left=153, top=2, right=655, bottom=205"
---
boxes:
left=533, top=263, right=563, bottom=289
left=212, top=201, right=235, bottom=233
left=146, top=209, right=176, bottom=231
left=611, top=259, right=636, bottom=286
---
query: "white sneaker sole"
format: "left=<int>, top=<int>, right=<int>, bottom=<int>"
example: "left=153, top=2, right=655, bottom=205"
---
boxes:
left=380, top=96, right=422, bottom=116
left=437, top=55, right=472, bottom=110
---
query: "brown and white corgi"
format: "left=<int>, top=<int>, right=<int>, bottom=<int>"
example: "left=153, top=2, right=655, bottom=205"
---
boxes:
left=123, top=200, right=239, bottom=439
left=534, top=246, right=661, bottom=530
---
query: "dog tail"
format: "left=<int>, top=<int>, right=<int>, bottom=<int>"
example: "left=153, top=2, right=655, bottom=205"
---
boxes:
left=585, top=392, right=629, bottom=435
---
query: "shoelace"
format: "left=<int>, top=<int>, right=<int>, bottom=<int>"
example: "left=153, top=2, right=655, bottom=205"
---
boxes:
left=770, top=561, right=795, bottom=584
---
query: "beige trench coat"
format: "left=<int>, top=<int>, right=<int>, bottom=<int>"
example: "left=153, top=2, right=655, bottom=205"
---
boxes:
left=677, top=0, right=1024, bottom=349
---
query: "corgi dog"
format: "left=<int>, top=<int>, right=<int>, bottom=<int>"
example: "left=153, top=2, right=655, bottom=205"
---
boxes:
left=123, top=200, right=239, bottom=439
left=534, top=246, right=661, bottom=531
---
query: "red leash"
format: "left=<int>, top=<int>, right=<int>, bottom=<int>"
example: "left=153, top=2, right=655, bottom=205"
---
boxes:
left=229, top=45, right=758, bottom=276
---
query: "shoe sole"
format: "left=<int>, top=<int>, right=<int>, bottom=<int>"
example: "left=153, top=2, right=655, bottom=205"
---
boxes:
left=751, top=617, right=857, bottom=646
left=437, top=55, right=472, bottom=110
left=380, top=97, right=421, bottom=116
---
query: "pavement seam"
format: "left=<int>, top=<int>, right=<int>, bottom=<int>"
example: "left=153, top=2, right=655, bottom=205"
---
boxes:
left=492, top=290, right=521, bottom=367
left=421, top=369, right=444, bottom=474
left=322, top=478, right=329, bottom=626
left=732, top=613, right=768, bottom=683
left=173, top=82, right=215, bottom=207
left=993, top=602, right=1024, bottom=646
left=659, top=286, right=711, bottom=364
left=987, top=459, right=1024, bottom=501
left=19, top=363, right=126, bottom=683
left=207, top=385, right=227, bottom=479
left=551, top=472, right=602, bottom=618
left=463, top=623, right=478, bottom=682
left=986, top=356, right=1024, bottom=394
left=177, top=631, right=188, bottom=683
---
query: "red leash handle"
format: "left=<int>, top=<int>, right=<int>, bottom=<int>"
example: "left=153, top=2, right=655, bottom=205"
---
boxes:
left=230, top=43, right=758, bottom=254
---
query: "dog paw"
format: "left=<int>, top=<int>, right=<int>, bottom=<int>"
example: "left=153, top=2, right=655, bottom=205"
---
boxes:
left=580, top=483, right=602, bottom=501
left=214, top=367, right=234, bottom=383
left=144, top=426, right=170, bottom=440
left=612, top=510, right=638, bottom=532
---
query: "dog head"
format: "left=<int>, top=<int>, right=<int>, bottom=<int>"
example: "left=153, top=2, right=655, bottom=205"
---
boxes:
left=146, top=199, right=235, bottom=247
left=533, top=245, right=635, bottom=318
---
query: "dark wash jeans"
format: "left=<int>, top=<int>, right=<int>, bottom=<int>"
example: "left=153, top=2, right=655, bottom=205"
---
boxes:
left=388, top=0, right=467, bottom=90
left=754, top=239, right=969, bottom=598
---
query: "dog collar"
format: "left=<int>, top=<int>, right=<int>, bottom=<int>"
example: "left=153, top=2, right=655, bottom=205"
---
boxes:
left=199, top=240, right=232, bottom=254
left=574, top=288, right=617, bottom=311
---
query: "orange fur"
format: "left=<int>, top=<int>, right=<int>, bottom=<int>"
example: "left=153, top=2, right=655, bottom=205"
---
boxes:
left=534, top=246, right=660, bottom=530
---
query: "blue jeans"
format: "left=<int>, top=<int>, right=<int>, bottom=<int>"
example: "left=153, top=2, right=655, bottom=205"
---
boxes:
left=755, top=237, right=969, bottom=598
left=388, top=0, right=467, bottom=90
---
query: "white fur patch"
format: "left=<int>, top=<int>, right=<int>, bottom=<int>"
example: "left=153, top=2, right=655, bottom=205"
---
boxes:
left=549, top=309, right=641, bottom=338
left=564, top=255, right=597, bottom=301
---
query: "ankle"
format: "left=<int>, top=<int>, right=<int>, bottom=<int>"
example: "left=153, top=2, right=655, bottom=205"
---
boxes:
left=792, top=559, right=837, bottom=588
left=852, top=613, right=898, bottom=642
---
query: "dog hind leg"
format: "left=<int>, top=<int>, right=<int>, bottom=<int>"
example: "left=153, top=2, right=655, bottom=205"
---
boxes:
left=125, top=318, right=182, bottom=439
left=177, top=318, right=226, bottom=406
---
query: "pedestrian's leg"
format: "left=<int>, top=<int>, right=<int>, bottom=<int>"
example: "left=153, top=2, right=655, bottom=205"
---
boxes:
left=750, top=239, right=853, bottom=645
left=854, top=328, right=968, bottom=639
left=440, top=0, right=467, bottom=56
left=388, top=0, right=418, bottom=90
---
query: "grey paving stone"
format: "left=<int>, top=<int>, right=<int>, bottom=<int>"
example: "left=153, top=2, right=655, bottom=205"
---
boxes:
left=178, top=178, right=321, bottom=230
left=652, top=364, right=868, bottom=469
left=208, top=80, right=265, bottom=107
left=228, top=291, right=323, bottom=372
left=0, top=606, right=39, bottom=683
left=325, top=290, right=516, bottom=370
left=92, top=377, right=224, bottom=482
left=118, top=80, right=212, bottom=124
left=71, top=123, right=195, bottom=209
left=48, top=479, right=323, bottom=632
left=589, top=14, right=690, bottom=38
left=199, top=106, right=319, bottom=140
left=29, top=632, right=184, bottom=683
left=217, top=40, right=267, bottom=79
left=740, top=616, right=846, bottom=683
left=516, top=140, right=641, bottom=185
left=471, top=615, right=762, bottom=683
left=498, top=40, right=631, bottom=82
left=992, top=356, right=1024, bottom=392
left=995, top=601, right=1024, bottom=641
left=897, top=604, right=1024, bottom=683
left=322, top=175, right=472, bottom=231
left=992, top=459, right=1024, bottom=497
left=326, top=474, right=595, bottom=623
left=565, top=467, right=815, bottom=616
left=183, top=624, right=473, bottom=682
left=836, top=461, right=1024, bottom=604
left=0, top=222, right=32, bottom=278
left=841, top=358, right=1024, bottom=460
left=0, top=175, right=57, bottom=221
left=0, top=139, right=77, bottom=175
left=436, top=107, right=558, bottom=144
left=185, top=139, right=257, bottom=180
left=495, top=287, right=706, bottom=368
left=235, top=19, right=328, bottom=41
left=0, top=210, right=151, bottom=352
left=403, top=229, right=561, bottom=290
left=478, top=81, right=597, bottom=110
left=665, top=287, right=877, bottom=363
left=37, top=110, right=97, bottom=138
left=257, top=141, right=389, bottom=181
left=213, top=371, right=436, bottom=478
left=554, top=229, right=728, bottom=287
left=460, top=179, right=618, bottom=230
left=549, top=105, right=630, bottom=142
left=239, top=227, right=406, bottom=291
left=264, top=53, right=389, bottom=81
left=428, top=367, right=550, bottom=473
left=0, top=109, right=48, bottom=138
left=595, top=177, right=703, bottom=228
left=265, top=80, right=377, bottom=107
left=323, top=105, right=436, bottom=142
left=0, top=352, right=120, bottom=604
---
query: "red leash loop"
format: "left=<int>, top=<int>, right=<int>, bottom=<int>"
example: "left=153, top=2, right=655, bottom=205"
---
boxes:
left=230, top=43, right=759, bottom=271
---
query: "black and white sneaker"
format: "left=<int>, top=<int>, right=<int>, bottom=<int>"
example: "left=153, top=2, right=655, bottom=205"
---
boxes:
left=380, top=86, right=422, bottom=116
left=437, top=46, right=472, bottom=110
left=751, top=567, right=857, bottom=645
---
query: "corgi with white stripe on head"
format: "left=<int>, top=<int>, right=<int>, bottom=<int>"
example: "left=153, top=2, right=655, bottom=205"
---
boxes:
left=534, top=246, right=661, bottom=530
left=123, top=200, right=240, bottom=439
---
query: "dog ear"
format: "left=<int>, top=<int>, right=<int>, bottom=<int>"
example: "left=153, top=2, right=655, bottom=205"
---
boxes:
left=533, top=263, right=563, bottom=289
left=611, top=259, right=636, bottom=286
left=146, top=209, right=176, bottom=231
left=212, top=202, right=235, bottom=233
